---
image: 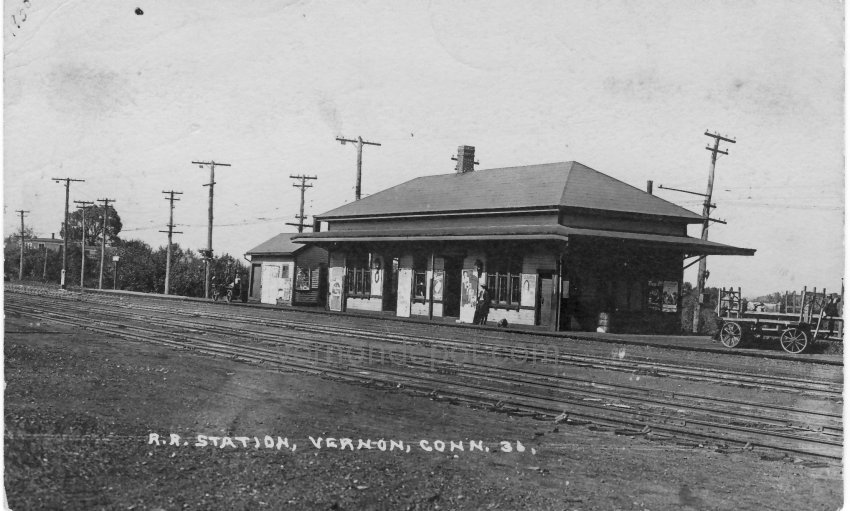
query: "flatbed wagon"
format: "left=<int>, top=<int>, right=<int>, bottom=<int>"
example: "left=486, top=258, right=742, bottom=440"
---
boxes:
left=716, top=287, right=842, bottom=354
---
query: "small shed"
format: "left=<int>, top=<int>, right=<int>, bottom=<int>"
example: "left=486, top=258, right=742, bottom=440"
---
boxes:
left=244, top=233, right=328, bottom=306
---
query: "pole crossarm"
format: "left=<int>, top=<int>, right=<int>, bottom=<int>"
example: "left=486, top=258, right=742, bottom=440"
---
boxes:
left=704, top=130, right=737, bottom=144
left=336, top=136, right=381, bottom=147
left=657, top=184, right=709, bottom=197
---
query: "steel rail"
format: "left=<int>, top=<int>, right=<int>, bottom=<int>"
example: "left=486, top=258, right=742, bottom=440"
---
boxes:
left=6, top=300, right=842, bottom=460
left=24, top=297, right=841, bottom=427
left=51, top=292, right=843, bottom=396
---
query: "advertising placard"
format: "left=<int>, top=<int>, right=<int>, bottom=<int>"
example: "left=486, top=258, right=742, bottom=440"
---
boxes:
left=328, top=267, right=344, bottom=311
left=647, top=280, right=662, bottom=311
left=520, top=274, right=537, bottom=307
left=662, top=281, right=679, bottom=313
left=460, top=269, right=479, bottom=323
left=396, top=268, right=412, bottom=317
left=432, top=270, right=444, bottom=301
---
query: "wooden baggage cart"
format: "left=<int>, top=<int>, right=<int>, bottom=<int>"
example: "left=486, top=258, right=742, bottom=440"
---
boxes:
left=716, top=287, right=842, bottom=354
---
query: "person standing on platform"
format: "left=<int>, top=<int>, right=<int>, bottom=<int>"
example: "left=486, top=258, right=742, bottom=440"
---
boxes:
left=475, top=284, right=491, bottom=325
left=824, top=296, right=841, bottom=337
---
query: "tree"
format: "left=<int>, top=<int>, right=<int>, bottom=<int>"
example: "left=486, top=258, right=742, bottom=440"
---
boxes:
left=681, top=282, right=722, bottom=335
left=61, top=205, right=123, bottom=247
left=161, top=245, right=207, bottom=298
left=112, top=239, right=159, bottom=292
left=4, top=229, right=35, bottom=279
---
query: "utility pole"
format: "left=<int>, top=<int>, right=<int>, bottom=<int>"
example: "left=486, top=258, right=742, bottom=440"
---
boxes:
left=52, top=177, right=85, bottom=288
left=286, top=175, right=317, bottom=233
left=96, top=198, right=116, bottom=289
left=42, top=240, right=48, bottom=280
left=159, top=190, right=184, bottom=295
left=192, top=160, right=232, bottom=299
left=692, top=130, right=736, bottom=333
left=336, top=135, right=381, bottom=200
left=15, top=210, right=28, bottom=281
left=74, top=200, right=94, bottom=289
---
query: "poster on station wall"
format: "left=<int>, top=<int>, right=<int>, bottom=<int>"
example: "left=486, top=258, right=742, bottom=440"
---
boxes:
left=277, top=279, right=292, bottom=305
left=295, top=267, right=310, bottom=291
left=432, top=270, right=444, bottom=301
left=647, top=280, right=662, bottom=311
left=328, top=267, right=344, bottom=311
left=396, top=268, right=412, bottom=317
left=460, top=269, right=479, bottom=323
left=662, top=281, right=679, bottom=313
left=370, top=268, right=383, bottom=296
left=520, top=274, right=537, bottom=307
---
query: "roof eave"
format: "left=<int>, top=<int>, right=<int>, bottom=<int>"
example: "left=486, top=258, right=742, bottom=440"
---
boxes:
left=315, top=205, right=561, bottom=222
left=559, top=205, right=704, bottom=223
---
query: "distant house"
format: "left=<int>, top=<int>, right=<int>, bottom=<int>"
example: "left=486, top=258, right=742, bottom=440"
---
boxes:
left=294, top=146, right=755, bottom=333
left=244, top=233, right=328, bottom=306
left=23, top=234, right=63, bottom=253
left=15, top=234, right=98, bottom=257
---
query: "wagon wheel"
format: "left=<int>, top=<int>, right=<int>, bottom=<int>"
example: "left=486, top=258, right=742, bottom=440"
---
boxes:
left=720, top=322, right=744, bottom=348
left=780, top=328, right=810, bottom=354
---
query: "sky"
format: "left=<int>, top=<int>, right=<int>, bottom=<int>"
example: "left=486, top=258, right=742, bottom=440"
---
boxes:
left=3, top=0, right=844, bottom=297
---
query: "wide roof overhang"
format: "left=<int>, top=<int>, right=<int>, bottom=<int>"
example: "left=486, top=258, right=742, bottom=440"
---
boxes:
left=292, top=225, right=755, bottom=257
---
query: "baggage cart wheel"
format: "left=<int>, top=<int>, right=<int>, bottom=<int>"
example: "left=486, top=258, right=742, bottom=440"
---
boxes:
left=780, top=328, right=810, bottom=354
left=720, top=321, right=744, bottom=348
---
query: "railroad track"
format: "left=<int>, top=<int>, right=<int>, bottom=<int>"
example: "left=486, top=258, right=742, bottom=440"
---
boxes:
left=18, top=286, right=842, bottom=398
left=12, top=297, right=840, bottom=426
left=6, top=289, right=843, bottom=461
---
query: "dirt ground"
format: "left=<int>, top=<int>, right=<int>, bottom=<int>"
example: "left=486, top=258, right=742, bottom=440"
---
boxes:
left=3, top=315, right=842, bottom=510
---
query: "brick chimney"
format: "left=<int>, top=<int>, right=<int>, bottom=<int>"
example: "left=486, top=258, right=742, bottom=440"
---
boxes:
left=454, top=145, right=476, bottom=174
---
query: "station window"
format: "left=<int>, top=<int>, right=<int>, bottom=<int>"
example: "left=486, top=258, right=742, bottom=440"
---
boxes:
left=486, top=256, right=522, bottom=307
left=346, top=254, right=370, bottom=298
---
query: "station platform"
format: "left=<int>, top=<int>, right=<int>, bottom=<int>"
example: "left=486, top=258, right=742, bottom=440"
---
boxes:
left=11, top=283, right=843, bottom=366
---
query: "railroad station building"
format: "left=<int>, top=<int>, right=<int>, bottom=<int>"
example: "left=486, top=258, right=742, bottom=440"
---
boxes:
left=245, top=233, right=328, bottom=307
left=294, top=147, right=755, bottom=333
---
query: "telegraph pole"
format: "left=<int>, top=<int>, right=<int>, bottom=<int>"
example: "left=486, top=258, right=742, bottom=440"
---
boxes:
left=74, top=200, right=94, bottom=289
left=42, top=240, right=48, bottom=280
left=96, top=198, right=115, bottom=289
left=52, top=177, right=85, bottom=288
left=192, top=160, right=232, bottom=299
left=336, top=135, right=381, bottom=200
left=286, top=175, right=317, bottom=233
left=692, top=130, right=736, bottom=333
left=159, top=190, right=184, bottom=295
left=15, top=210, right=28, bottom=281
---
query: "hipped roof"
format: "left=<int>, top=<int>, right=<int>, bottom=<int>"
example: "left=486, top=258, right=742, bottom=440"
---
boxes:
left=245, top=232, right=305, bottom=256
left=317, top=161, right=704, bottom=222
